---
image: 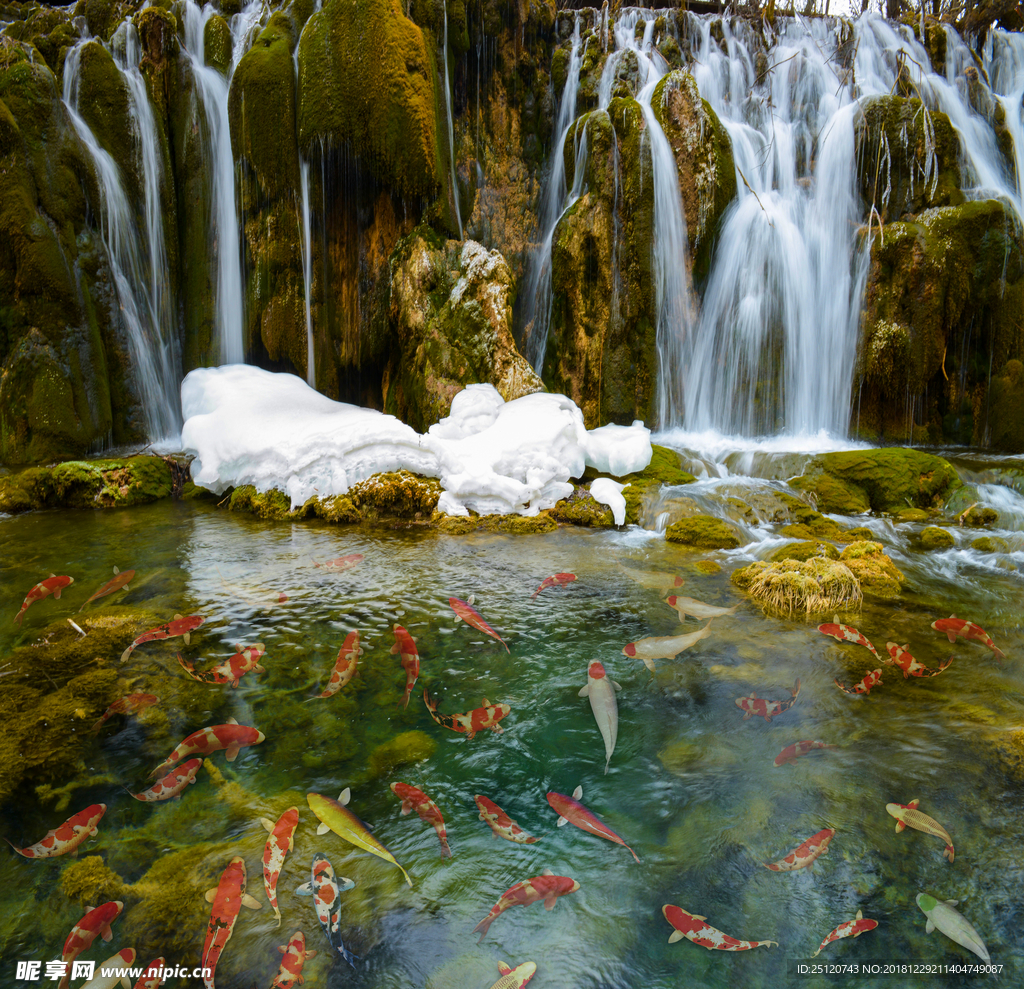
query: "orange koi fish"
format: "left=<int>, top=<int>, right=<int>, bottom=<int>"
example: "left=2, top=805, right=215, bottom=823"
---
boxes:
left=817, top=620, right=881, bottom=659
left=6, top=803, right=105, bottom=859
left=423, top=689, right=510, bottom=740
left=472, top=869, right=580, bottom=942
left=150, top=718, right=265, bottom=777
left=735, top=679, right=801, bottom=722
left=546, top=786, right=639, bottom=862
left=121, top=614, right=205, bottom=663
left=14, top=574, right=73, bottom=625
left=531, top=573, right=577, bottom=599
left=763, top=828, right=836, bottom=872
left=261, top=807, right=299, bottom=927
left=91, top=693, right=159, bottom=733
left=58, top=901, right=123, bottom=989
left=177, top=644, right=265, bottom=688
left=132, top=957, right=166, bottom=989
left=885, top=642, right=952, bottom=679
left=131, top=759, right=202, bottom=802
left=313, top=631, right=362, bottom=699
left=886, top=799, right=954, bottom=862
left=662, top=904, right=777, bottom=951
left=201, top=857, right=261, bottom=989
left=487, top=961, right=537, bottom=989
left=474, top=795, right=540, bottom=844
left=449, top=596, right=509, bottom=651
left=271, top=931, right=317, bottom=989
left=86, top=948, right=136, bottom=988
left=773, top=741, right=836, bottom=767
left=79, top=567, right=135, bottom=612
left=835, top=668, right=883, bottom=695
left=931, top=614, right=1005, bottom=661
left=391, top=625, right=419, bottom=708
left=390, top=782, right=451, bottom=858
left=314, top=554, right=363, bottom=571
left=814, top=910, right=878, bottom=956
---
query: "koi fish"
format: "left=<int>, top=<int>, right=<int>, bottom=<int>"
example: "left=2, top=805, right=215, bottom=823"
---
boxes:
left=474, top=795, right=540, bottom=844
left=763, top=829, right=836, bottom=872
left=390, top=782, right=451, bottom=858
left=295, top=853, right=357, bottom=966
left=623, top=622, right=713, bottom=672
left=14, top=574, right=73, bottom=625
left=835, top=668, right=883, bottom=695
left=665, top=595, right=739, bottom=621
left=423, top=689, right=510, bottom=740
left=449, top=596, right=509, bottom=651
left=217, top=571, right=289, bottom=611
left=531, top=573, right=577, bottom=598
left=578, top=662, right=621, bottom=773
left=261, top=807, right=299, bottom=927
left=81, top=948, right=136, bottom=989
left=201, top=857, right=260, bottom=989
left=472, top=869, right=580, bottom=943
left=662, top=904, right=777, bottom=951
left=6, top=803, right=106, bottom=859
left=130, top=759, right=202, bottom=802
left=121, top=614, right=205, bottom=663
left=391, top=625, right=419, bottom=708
left=885, top=642, right=952, bottom=679
left=931, top=614, right=1005, bottom=661
left=271, top=931, right=318, bottom=989
left=314, top=554, right=363, bottom=571
left=618, top=566, right=685, bottom=593
left=91, top=693, right=159, bottom=732
left=177, top=644, right=265, bottom=688
left=773, top=741, right=836, bottom=767
left=313, top=631, right=362, bottom=699
left=736, top=678, right=801, bottom=722
left=307, top=789, right=412, bottom=887
left=916, top=893, right=990, bottom=963
left=814, top=910, right=878, bottom=956
left=132, top=958, right=166, bottom=989
left=546, top=786, right=639, bottom=862
left=58, top=901, right=124, bottom=989
left=488, top=961, right=538, bottom=989
left=817, top=620, right=881, bottom=659
left=886, top=799, right=954, bottom=862
left=150, top=718, right=265, bottom=777
left=79, top=567, right=135, bottom=612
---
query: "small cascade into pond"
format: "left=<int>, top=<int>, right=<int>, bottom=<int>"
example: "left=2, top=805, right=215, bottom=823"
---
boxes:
left=442, top=0, right=463, bottom=239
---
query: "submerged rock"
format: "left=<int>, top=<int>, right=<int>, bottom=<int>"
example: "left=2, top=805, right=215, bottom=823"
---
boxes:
left=368, top=730, right=437, bottom=778
left=665, top=514, right=742, bottom=549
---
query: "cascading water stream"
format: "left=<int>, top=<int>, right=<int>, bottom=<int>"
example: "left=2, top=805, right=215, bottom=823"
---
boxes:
left=442, top=0, right=463, bottom=239
left=293, top=15, right=316, bottom=387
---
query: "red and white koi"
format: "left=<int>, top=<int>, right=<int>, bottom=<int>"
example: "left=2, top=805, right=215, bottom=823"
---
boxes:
left=623, top=623, right=713, bottom=673
left=14, top=574, right=73, bottom=625
left=177, top=644, right=265, bottom=688
left=313, top=631, right=362, bottom=699
left=314, top=554, right=363, bottom=571
left=132, top=957, right=166, bottom=989
left=735, top=679, right=801, bottom=722
left=886, top=799, right=954, bottom=862
left=474, top=795, right=540, bottom=844
left=665, top=595, right=738, bottom=621
left=271, top=931, right=317, bottom=989
left=91, top=693, right=159, bottom=733
left=618, top=566, right=685, bottom=593
left=578, top=661, right=621, bottom=773
left=835, top=668, right=883, bottom=695
left=817, top=620, right=881, bottom=659
left=449, top=596, right=509, bottom=651
left=150, top=718, right=265, bottom=777
left=295, top=852, right=357, bottom=966
left=6, top=803, right=105, bottom=859
left=814, top=910, right=878, bottom=956
left=546, top=786, right=639, bottom=862
left=390, top=782, right=451, bottom=858
left=531, top=573, right=576, bottom=599
left=79, top=567, right=135, bottom=612
left=201, top=857, right=260, bottom=989
left=472, top=869, right=580, bottom=942
left=773, top=741, right=836, bottom=767
left=763, top=828, right=836, bottom=872
left=423, top=689, right=510, bottom=740
left=488, top=961, right=537, bottom=989
left=931, top=614, right=1005, bottom=661
left=662, top=904, right=777, bottom=951
left=58, top=901, right=124, bottom=989
left=81, top=948, right=136, bottom=989
left=261, top=807, right=299, bottom=927
left=885, top=642, right=952, bottom=679
left=130, top=759, right=202, bottom=802
left=391, top=625, right=419, bottom=708
left=121, top=614, right=205, bottom=663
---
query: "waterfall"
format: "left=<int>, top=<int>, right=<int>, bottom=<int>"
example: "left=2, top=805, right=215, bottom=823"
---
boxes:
left=442, top=0, right=463, bottom=239
left=182, top=0, right=245, bottom=365
left=62, top=40, right=181, bottom=441
left=293, top=21, right=315, bottom=388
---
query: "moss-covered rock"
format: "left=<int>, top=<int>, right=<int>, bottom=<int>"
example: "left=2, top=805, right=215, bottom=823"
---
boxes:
left=971, top=535, right=1009, bottom=553
left=0, top=456, right=173, bottom=511
left=665, top=514, right=742, bottom=549
left=788, top=470, right=870, bottom=515
left=986, top=359, right=1024, bottom=453
left=839, top=540, right=905, bottom=599
left=919, top=525, right=954, bottom=550
left=203, top=13, right=232, bottom=74
left=768, top=540, right=841, bottom=563
left=731, top=557, right=862, bottom=616
left=550, top=485, right=614, bottom=527
left=962, top=504, right=999, bottom=527
left=228, top=484, right=292, bottom=520
left=582, top=444, right=694, bottom=527
left=435, top=511, right=558, bottom=535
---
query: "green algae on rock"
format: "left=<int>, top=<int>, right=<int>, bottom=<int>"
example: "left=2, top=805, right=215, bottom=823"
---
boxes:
left=732, top=557, right=862, bottom=617
left=919, top=526, right=955, bottom=550
left=665, top=514, right=742, bottom=550
left=60, top=856, right=127, bottom=906
left=839, top=540, right=905, bottom=600
left=551, top=485, right=614, bottom=527
left=367, top=730, right=437, bottom=778
left=768, top=540, right=841, bottom=563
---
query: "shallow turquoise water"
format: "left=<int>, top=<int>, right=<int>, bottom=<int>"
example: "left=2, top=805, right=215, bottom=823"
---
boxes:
left=0, top=497, right=1022, bottom=988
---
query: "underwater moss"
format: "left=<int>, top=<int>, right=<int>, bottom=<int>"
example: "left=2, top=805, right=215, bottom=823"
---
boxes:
left=368, top=730, right=437, bottom=778
left=732, top=557, right=862, bottom=617
left=665, top=514, right=741, bottom=549
left=694, top=559, right=722, bottom=574
left=919, top=526, right=954, bottom=550
left=60, top=856, right=127, bottom=905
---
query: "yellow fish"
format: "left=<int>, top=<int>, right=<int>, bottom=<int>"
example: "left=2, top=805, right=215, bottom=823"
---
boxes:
left=307, top=789, right=413, bottom=887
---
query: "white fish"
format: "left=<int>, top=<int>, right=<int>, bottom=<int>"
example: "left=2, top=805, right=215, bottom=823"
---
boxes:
left=80, top=949, right=136, bottom=989
left=916, top=893, right=990, bottom=963
left=622, top=622, right=713, bottom=672
left=618, top=566, right=685, bottom=593
left=665, top=595, right=739, bottom=621
left=578, top=661, right=621, bottom=773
